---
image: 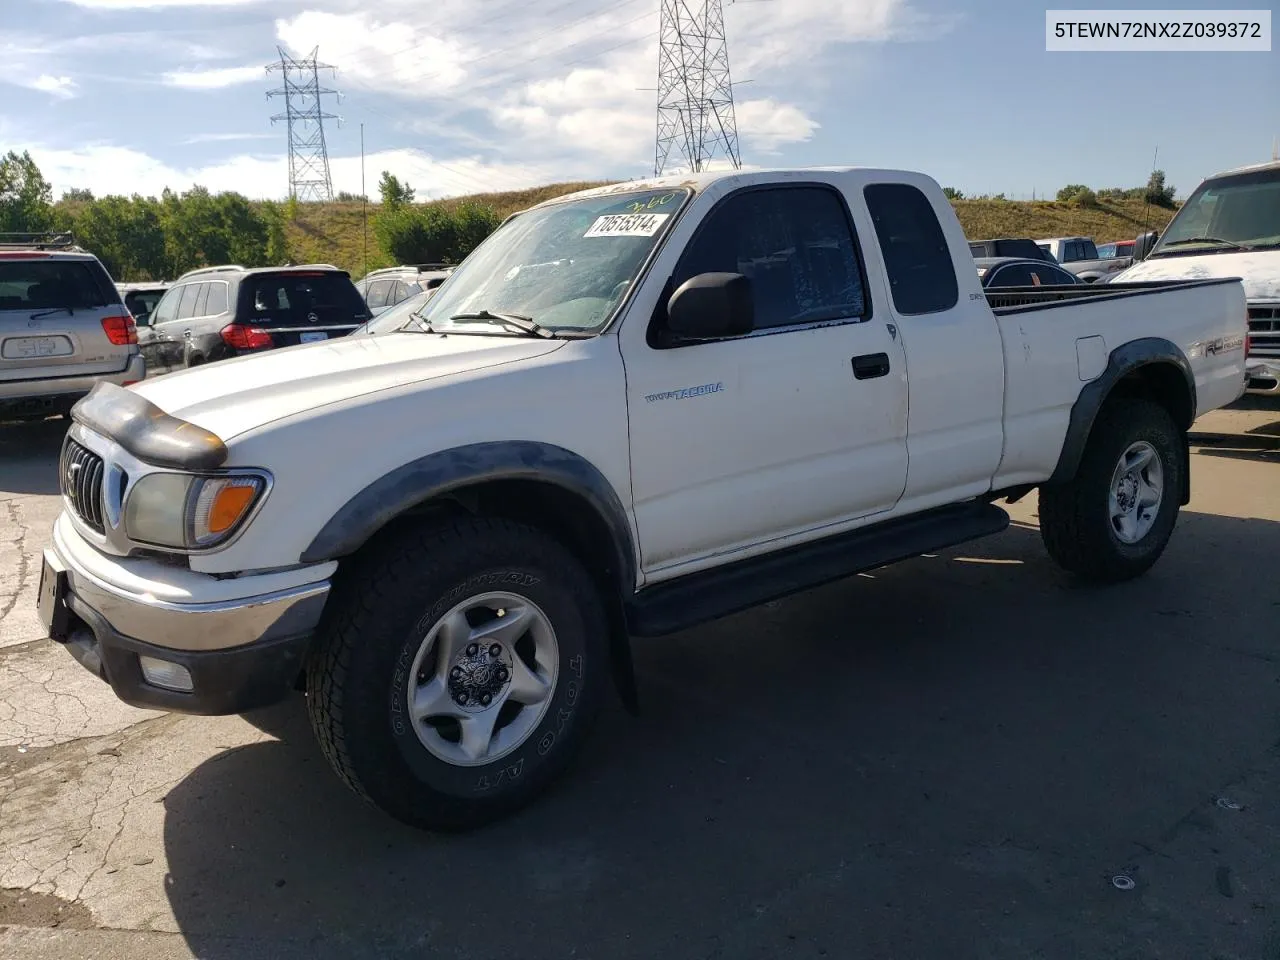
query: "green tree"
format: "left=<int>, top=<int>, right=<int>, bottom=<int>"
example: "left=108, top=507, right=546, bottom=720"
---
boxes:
left=378, top=171, right=415, bottom=207
left=62, top=187, right=94, bottom=202
left=72, top=195, right=167, bottom=280
left=259, top=200, right=291, bottom=265
left=942, top=187, right=965, bottom=201
left=1145, top=170, right=1176, bottom=208
left=0, top=150, right=55, bottom=232
left=451, top=202, right=501, bottom=258
left=1056, top=184, right=1090, bottom=202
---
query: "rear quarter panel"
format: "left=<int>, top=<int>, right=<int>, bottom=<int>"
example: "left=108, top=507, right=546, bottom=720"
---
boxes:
left=993, top=279, right=1247, bottom=488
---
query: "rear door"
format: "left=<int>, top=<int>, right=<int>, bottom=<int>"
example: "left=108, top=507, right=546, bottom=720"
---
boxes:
left=0, top=254, right=132, bottom=384
left=238, top=271, right=370, bottom=346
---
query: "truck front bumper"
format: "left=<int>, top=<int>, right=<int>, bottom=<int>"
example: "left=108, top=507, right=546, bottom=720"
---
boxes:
left=39, top=517, right=332, bottom=715
left=1246, top=358, right=1280, bottom=395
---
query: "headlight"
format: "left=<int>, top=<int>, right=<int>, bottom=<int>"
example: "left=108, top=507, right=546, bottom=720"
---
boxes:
left=124, top=472, right=268, bottom=550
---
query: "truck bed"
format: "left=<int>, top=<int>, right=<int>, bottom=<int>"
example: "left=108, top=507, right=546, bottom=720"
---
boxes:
left=983, top=275, right=1247, bottom=494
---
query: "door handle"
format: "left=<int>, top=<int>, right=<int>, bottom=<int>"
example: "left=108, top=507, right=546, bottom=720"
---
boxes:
left=852, top=353, right=890, bottom=380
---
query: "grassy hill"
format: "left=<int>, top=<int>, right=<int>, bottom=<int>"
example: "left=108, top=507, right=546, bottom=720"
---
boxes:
left=280, top=185, right=1177, bottom=279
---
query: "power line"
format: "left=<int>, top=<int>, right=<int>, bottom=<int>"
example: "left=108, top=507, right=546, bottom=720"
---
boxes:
left=266, top=46, right=342, bottom=202
left=655, top=0, right=741, bottom=176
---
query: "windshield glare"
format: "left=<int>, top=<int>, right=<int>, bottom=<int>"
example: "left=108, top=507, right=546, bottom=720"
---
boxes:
left=1153, top=169, right=1280, bottom=254
left=420, top=188, right=689, bottom=333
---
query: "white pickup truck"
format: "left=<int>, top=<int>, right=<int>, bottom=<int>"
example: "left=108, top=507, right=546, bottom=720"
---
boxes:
left=1110, top=158, right=1280, bottom=395
left=38, top=167, right=1247, bottom=830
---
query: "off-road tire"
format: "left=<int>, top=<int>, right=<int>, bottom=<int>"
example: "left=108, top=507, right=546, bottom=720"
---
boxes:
left=306, top=517, right=607, bottom=831
left=1039, top=398, right=1183, bottom=583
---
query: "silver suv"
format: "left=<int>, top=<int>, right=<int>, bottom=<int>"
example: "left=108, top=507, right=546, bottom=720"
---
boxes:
left=354, top=263, right=454, bottom=317
left=0, top=233, right=145, bottom=420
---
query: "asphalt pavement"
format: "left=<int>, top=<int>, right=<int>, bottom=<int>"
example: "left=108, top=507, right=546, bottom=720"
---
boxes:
left=2, top=398, right=1279, bottom=960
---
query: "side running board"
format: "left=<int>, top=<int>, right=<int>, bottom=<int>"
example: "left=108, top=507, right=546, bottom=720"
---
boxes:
left=625, top=501, right=1011, bottom=637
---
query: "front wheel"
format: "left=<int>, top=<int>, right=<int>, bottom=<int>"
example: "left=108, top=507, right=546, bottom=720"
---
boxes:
left=306, top=518, right=608, bottom=831
left=1038, top=398, right=1183, bottom=583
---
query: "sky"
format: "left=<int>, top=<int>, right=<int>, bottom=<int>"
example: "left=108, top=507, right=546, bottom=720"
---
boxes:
left=1, top=0, right=1277, bottom=203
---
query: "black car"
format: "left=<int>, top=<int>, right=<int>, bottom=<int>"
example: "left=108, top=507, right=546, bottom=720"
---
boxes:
left=974, top=256, right=1081, bottom=288
left=135, top=264, right=369, bottom=375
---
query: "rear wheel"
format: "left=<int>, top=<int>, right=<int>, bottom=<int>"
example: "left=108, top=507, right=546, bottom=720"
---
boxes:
left=1039, top=399, right=1183, bottom=583
left=306, top=518, right=608, bottom=831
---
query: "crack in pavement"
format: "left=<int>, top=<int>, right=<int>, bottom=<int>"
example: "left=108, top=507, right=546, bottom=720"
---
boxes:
left=0, top=499, right=32, bottom=625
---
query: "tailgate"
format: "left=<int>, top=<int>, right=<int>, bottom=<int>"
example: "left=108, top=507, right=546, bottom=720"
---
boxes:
left=0, top=259, right=133, bottom=383
left=239, top=271, right=369, bottom=346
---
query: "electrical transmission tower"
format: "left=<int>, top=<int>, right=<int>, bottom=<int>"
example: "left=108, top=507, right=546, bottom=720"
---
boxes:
left=654, top=0, right=742, bottom=176
left=266, top=47, right=341, bottom=202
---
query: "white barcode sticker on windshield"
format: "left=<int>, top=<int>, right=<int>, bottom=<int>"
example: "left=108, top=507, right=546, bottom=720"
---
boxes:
left=583, top=213, right=670, bottom=238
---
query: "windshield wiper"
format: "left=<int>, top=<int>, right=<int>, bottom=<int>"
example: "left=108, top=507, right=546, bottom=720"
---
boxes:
left=399, top=310, right=436, bottom=333
left=1158, top=237, right=1248, bottom=251
left=448, top=310, right=555, bottom=339
left=29, top=306, right=74, bottom=320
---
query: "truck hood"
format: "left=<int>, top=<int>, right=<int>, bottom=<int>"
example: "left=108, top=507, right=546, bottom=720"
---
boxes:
left=132, top=333, right=567, bottom=439
left=1111, top=250, right=1280, bottom=301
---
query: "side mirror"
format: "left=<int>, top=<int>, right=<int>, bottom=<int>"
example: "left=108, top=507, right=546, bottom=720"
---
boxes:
left=134, top=312, right=151, bottom=326
left=1133, top=230, right=1158, bottom=261
left=666, top=272, right=754, bottom=340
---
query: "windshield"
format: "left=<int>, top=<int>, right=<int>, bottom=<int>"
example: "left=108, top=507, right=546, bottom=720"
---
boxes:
left=419, top=188, right=690, bottom=334
left=1151, top=168, right=1280, bottom=256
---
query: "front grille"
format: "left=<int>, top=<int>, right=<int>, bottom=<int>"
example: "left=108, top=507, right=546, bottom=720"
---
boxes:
left=60, top=439, right=106, bottom=533
left=1248, top=304, right=1280, bottom=358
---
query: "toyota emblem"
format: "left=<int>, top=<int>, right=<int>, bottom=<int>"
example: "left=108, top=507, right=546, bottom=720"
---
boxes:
left=307, top=312, right=319, bottom=324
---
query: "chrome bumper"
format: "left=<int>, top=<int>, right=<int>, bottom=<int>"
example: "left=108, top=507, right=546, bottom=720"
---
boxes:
left=44, top=541, right=330, bottom=653
left=1246, top=358, right=1280, bottom=395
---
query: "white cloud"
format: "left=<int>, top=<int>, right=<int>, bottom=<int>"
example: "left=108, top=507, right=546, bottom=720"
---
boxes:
left=275, top=11, right=475, bottom=94
left=163, top=65, right=263, bottom=90
left=55, top=0, right=263, bottom=7
left=735, top=99, right=820, bottom=153
left=20, top=143, right=558, bottom=202
left=491, top=57, right=655, bottom=167
left=182, top=132, right=278, bottom=144
left=26, top=75, right=78, bottom=99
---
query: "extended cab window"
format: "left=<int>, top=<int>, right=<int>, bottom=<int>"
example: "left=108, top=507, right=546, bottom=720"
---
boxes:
left=864, top=183, right=959, bottom=315
left=672, top=186, right=868, bottom=331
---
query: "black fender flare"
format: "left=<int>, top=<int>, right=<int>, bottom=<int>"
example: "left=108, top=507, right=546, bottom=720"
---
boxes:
left=1049, top=336, right=1195, bottom=502
left=300, top=441, right=641, bottom=713
left=300, top=440, right=637, bottom=581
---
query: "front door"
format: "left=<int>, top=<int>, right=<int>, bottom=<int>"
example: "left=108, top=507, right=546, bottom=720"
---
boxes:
left=138, top=285, right=182, bottom=375
left=620, top=183, right=910, bottom=578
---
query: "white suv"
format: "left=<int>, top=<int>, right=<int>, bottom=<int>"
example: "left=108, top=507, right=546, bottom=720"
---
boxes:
left=0, top=233, right=144, bottom=420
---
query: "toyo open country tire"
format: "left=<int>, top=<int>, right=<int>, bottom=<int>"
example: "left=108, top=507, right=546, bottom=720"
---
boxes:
left=305, top=518, right=608, bottom=831
left=1038, top=398, right=1183, bottom=583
